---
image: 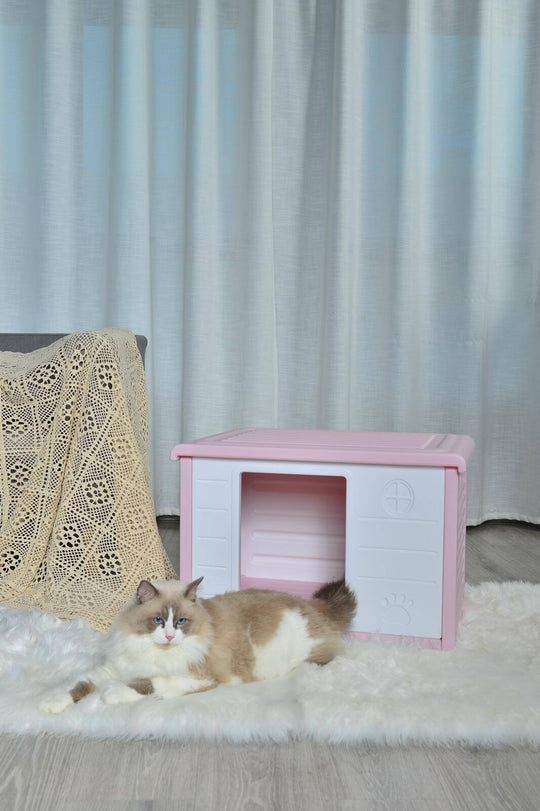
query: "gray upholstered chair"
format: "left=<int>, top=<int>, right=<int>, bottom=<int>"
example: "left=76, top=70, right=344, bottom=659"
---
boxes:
left=0, top=333, right=147, bottom=364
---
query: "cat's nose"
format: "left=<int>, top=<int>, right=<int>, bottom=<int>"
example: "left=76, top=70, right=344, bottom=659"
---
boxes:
left=166, top=634, right=175, bottom=642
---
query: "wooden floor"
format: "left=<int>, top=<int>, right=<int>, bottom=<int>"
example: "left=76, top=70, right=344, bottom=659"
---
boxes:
left=1, top=519, right=539, bottom=811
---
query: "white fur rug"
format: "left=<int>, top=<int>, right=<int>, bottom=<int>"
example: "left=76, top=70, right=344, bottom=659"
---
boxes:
left=0, top=582, right=538, bottom=748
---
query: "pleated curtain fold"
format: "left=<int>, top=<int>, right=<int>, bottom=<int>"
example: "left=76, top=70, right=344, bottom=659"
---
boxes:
left=1, top=0, right=539, bottom=523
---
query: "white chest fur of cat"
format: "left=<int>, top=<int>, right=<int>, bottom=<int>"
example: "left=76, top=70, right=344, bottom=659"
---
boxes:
left=41, top=577, right=356, bottom=713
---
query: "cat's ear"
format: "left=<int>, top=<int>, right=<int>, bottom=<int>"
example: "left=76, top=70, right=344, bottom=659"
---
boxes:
left=184, top=576, right=204, bottom=602
left=136, top=580, right=158, bottom=604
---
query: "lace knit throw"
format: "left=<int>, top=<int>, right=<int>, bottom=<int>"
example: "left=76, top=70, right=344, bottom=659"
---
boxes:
left=0, top=329, right=176, bottom=632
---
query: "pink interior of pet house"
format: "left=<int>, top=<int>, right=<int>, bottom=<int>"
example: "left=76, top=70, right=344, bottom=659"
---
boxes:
left=171, top=428, right=474, bottom=650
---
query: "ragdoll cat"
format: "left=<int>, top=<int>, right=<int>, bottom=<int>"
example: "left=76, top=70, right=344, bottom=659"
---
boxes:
left=41, top=576, right=356, bottom=713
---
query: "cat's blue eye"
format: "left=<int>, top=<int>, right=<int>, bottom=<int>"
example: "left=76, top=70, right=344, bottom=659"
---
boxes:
left=153, top=617, right=164, bottom=626
left=176, top=618, right=187, bottom=627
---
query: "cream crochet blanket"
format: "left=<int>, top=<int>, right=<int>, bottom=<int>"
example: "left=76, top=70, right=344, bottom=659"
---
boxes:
left=0, top=329, right=176, bottom=632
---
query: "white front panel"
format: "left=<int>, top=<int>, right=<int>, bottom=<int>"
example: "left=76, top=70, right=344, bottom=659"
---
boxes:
left=345, top=465, right=444, bottom=639
left=191, top=459, right=240, bottom=597
left=191, top=459, right=445, bottom=640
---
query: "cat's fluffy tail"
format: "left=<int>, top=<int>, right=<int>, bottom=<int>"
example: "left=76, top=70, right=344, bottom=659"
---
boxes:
left=312, top=579, right=357, bottom=632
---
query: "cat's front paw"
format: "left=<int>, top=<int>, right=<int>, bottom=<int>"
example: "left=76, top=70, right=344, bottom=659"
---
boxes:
left=102, top=683, right=144, bottom=706
left=40, top=693, right=73, bottom=714
left=152, top=675, right=215, bottom=699
left=152, top=676, right=182, bottom=700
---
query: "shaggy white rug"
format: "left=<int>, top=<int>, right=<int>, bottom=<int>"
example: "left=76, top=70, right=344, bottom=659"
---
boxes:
left=0, top=582, right=538, bottom=748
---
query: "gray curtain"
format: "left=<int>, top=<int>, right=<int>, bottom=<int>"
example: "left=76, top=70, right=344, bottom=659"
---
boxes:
left=1, top=0, right=539, bottom=523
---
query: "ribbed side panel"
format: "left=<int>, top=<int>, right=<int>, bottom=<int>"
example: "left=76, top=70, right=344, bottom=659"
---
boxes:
left=455, top=471, right=468, bottom=623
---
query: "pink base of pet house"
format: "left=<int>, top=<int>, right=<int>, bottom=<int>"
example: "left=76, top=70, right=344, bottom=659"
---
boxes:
left=171, top=429, right=474, bottom=650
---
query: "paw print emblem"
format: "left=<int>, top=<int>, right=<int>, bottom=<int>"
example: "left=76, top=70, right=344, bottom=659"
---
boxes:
left=381, top=594, right=414, bottom=626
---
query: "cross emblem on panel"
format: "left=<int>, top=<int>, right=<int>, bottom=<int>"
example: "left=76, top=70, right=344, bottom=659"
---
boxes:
left=382, top=479, right=414, bottom=516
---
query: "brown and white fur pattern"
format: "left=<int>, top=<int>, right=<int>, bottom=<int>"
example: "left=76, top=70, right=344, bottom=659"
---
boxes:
left=41, top=577, right=356, bottom=713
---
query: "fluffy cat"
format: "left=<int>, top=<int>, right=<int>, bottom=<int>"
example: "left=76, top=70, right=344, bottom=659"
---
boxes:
left=41, top=577, right=356, bottom=713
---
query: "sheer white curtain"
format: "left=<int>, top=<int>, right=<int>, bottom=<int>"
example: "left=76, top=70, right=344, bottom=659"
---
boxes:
left=1, top=0, right=539, bottom=523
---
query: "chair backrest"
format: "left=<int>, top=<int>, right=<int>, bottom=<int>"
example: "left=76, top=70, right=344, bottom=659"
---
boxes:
left=0, top=334, right=148, bottom=365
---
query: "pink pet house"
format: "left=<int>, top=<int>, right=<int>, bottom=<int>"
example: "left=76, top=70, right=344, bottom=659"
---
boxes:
left=171, top=429, right=474, bottom=650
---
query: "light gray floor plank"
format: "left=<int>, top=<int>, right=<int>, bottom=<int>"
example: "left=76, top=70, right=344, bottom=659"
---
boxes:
left=1, top=519, right=539, bottom=811
left=465, top=521, right=540, bottom=584
left=1, top=735, right=539, bottom=811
